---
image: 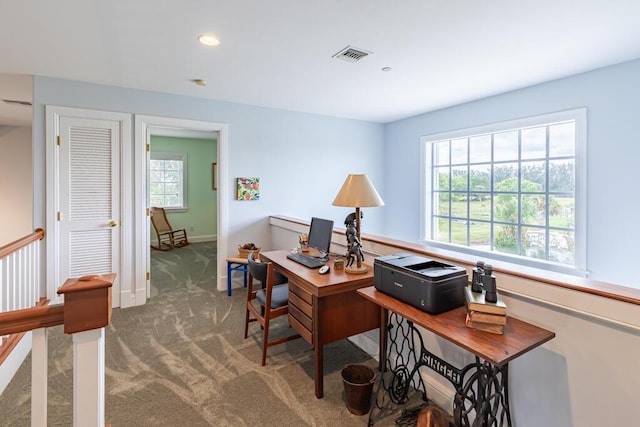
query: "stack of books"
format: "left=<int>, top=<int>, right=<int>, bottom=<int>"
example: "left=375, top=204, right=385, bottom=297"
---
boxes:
left=464, top=287, right=507, bottom=334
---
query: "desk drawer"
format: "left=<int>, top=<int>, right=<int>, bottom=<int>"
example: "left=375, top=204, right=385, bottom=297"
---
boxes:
left=288, top=281, right=313, bottom=345
left=289, top=292, right=312, bottom=319
left=289, top=304, right=313, bottom=344
left=289, top=280, right=313, bottom=305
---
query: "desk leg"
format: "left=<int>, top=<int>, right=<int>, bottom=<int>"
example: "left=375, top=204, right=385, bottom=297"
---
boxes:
left=313, top=295, right=324, bottom=399
left=379, top=307, right=387, bottom=373
left=467, top=358, right=511, bottom=426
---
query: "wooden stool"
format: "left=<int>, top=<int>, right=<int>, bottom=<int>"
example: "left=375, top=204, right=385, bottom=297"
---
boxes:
left=226, top=257, right=249, bottom=296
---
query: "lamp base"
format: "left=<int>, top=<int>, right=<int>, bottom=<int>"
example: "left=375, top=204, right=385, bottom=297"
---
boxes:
left=345, top=264, right=368, bottom=275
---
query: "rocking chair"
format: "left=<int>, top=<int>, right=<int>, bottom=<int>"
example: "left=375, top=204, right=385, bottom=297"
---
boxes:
left=150, top=207, right=189, bottom=250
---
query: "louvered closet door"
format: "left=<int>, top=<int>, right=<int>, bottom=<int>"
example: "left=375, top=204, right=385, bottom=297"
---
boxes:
left=58, top=117, right=120, bottom=283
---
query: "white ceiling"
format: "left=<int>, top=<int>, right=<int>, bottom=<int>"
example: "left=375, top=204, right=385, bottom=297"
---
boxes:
left=1, top=0, right=640, bottom=125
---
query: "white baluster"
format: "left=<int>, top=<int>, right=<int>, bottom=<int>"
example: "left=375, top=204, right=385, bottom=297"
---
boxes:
left=31, top=327, right=48, bottom=427
left=72, top=328, right=105, bottom=427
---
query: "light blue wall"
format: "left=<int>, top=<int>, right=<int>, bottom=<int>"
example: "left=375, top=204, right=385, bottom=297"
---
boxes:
left=383, top=58, right=640, bottom=288
left=31, top=77, right=385, bottom=255
left=32, top=57, right=640, bottom=289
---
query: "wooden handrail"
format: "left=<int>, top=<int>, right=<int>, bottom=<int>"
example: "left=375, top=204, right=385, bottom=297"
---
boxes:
left=0, top=272, right=114, bottom=340
left=0, top=303, right=64, bottom=336
left=271, top=215, right=640, bottom=306
left=0, top=228, right=45, bottom=259
left=0, top=299, right=50, bottom=365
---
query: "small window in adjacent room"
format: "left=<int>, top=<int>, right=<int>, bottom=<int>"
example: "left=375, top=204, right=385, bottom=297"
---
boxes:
left=150, top=152, right=187, bottom=210
left=422, top=108, right=587, bottom=275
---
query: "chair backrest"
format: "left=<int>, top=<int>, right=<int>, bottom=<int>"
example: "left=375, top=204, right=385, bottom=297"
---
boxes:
left=151, top=207, right=173, bottom=234
left=247, top=252, right=288, bottom=286
left=247, top=252, right=268, bottom=284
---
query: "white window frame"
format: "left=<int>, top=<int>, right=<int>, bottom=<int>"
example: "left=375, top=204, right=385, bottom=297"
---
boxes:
left=149, top=152, right=188, bottom=211
left=421, top=108, right=587, bottom=276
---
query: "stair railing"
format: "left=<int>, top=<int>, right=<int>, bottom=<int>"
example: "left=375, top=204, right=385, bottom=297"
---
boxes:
left=1, top=230, right=114, bottom=427
left=0, top=228, right=45, bottom=364
left=0, top=273, right=114, bottom=427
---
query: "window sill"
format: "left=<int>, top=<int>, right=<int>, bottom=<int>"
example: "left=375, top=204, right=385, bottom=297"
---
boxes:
left=367, top=233, right=640, bottom=306
left=270, top=215, right=640, bottom=306
left=271, top=215, right=640, bottom=331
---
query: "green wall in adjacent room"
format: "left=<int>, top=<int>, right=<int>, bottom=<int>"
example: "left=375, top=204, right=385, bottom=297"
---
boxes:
left=150, top=135, right=217, bottom=241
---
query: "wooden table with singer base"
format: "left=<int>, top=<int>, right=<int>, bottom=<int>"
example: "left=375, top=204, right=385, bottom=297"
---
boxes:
left=260, top=250, right=379, bottom=399
left=357, top=286, right=556, bottom=426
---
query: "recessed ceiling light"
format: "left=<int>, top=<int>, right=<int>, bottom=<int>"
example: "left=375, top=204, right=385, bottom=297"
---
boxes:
left=192, top=79, right=207, bottom=86
left=197, top=34, right=220, bottom=46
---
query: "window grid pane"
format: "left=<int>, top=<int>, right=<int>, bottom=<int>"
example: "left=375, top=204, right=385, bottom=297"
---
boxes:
left=430, top=119, right=576, bottom=266
left=150, top=157, right=185, bottom=208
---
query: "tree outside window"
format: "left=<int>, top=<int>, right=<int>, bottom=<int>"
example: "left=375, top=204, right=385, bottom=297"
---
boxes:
left=150, top=152, right=187, bottom=209
left=424, top=109, right=585, bottom=274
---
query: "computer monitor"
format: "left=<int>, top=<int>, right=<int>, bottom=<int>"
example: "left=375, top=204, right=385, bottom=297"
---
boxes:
left=307, top=217, right=334, bottom=257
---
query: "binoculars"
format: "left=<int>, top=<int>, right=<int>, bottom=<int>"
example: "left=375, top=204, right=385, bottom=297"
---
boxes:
left=471, top=261, right=498, bottom=303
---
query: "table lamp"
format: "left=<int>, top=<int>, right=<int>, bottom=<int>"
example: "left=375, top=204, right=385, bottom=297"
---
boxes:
left=332, top=174, right=384, bottom=274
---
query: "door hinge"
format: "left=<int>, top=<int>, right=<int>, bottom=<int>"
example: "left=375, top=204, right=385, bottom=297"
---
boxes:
left=57, top=211, right=62, bottom=221
left=57, top=135, right=61, bottom=146
left=146, top=143, right=150, bottom=152
left=146, top=208, right=150, bottom=216
left=146, top=272, right=150, bottom=281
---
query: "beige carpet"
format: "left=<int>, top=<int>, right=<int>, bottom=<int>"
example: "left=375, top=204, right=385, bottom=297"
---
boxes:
left=0, top=242, right=385, bottom=426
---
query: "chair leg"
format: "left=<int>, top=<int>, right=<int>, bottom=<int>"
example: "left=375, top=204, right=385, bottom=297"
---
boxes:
left=261, top=317, right=270, bottom=366
left=244, top=307, right=251, bottom=339
left=227, top=261, right=232, bottom=296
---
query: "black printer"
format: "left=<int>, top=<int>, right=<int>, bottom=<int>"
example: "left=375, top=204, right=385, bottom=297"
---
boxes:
left=374, top=253, right=468, bottom=314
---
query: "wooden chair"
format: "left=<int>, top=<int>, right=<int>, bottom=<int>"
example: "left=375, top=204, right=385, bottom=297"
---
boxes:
left=150, top=207, right=189, bottom=250
left=244, top=252, right=300, bottom=365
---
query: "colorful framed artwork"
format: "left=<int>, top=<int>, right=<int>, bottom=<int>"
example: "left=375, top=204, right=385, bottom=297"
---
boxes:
left=236, top=177, right=260, bottom=200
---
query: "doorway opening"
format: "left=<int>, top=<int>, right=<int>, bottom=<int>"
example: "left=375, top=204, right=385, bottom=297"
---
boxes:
left=148, top=129, right=217, bottom=298
left=135, top=115, right=229, bottom=307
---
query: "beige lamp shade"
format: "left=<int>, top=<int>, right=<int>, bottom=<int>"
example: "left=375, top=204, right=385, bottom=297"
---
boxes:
left=332, top=174, right=384, bottom=208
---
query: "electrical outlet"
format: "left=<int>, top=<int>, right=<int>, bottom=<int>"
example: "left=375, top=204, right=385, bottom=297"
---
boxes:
left=189, top=225, right=195, bottom=232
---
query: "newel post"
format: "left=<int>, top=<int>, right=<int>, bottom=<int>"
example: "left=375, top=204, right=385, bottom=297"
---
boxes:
left=57, top=273, right=115, bottom=427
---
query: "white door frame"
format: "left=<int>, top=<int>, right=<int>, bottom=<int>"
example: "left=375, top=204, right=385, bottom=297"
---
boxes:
left=45, top=106, right=131, bottom=307
left=133, top=115, right=229, bottom=307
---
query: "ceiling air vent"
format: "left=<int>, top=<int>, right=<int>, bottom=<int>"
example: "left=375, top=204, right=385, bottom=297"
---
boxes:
left=2, top=99, right=32, bottom=107
left=332, top=46, right=372, bottom=63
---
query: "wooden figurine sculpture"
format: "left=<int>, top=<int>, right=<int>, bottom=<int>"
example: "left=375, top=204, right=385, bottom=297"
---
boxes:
left=344, top=212, right=364, bottom=270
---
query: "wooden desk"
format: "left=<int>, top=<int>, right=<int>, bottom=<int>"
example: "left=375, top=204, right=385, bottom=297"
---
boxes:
left=260, top=250, right=379, bottom=398
left=357, top=286, right=555, bottom=426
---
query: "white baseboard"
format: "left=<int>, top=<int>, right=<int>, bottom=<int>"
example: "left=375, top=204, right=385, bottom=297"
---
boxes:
left=119, top=289, right=133, bottom=308
left=348, top=329, right=380, bottom=361
left=189, top=235, right=216, bottom=243
left=420, top=373, right=456, bottom=415
left=151, top=235, right=216, bottom=246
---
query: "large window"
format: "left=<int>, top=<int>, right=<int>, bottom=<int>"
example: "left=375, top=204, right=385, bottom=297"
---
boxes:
left=423, top=109, right=586, bottom=274
left=150, top=152, right=187, bottom=210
